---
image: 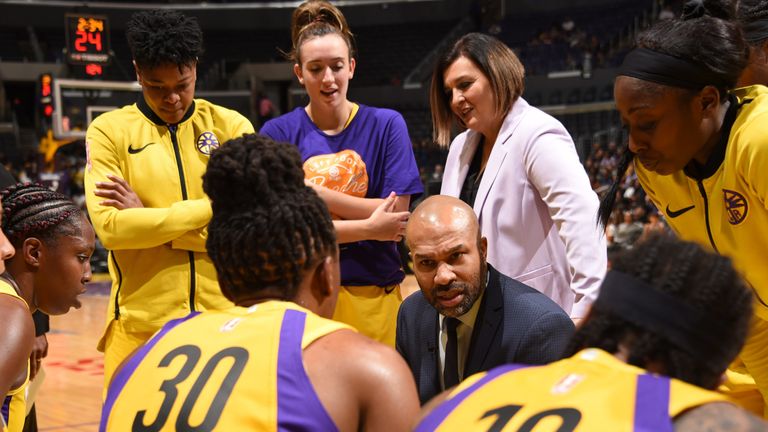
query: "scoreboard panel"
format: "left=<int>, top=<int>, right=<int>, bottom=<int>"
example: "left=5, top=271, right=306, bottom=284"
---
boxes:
left=65, top=14, right=110, bottom=65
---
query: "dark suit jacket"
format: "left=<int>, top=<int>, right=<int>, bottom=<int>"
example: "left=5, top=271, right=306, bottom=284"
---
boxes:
left=396, top=265, right=575, bottom=404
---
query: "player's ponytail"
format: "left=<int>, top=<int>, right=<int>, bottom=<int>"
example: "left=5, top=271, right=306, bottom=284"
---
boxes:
left=288, top=0, right=355, bottom=63
left=597, top=150, right=633, bottom=228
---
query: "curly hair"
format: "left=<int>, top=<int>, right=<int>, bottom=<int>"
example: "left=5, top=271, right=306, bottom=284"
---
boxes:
left=566, top=234, right=753, bottom=389
left=126, top=10, right=204, bottom=70
left=288, top=0, right=355, bottom=63
left=203, top=134, right=337, bottom=303
left=1, top=183, right=83, bottom=247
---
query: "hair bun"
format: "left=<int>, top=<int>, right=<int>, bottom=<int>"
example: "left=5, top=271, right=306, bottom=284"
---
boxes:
left=204, top=134, right=307, bottom=212
left=681, top=0, right=735, bottom=21
left=288, top=0, right=354, bottom=62
left=681, top=0, right=707, bottom=19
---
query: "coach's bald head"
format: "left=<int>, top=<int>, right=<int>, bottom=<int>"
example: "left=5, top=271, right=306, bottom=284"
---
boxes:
left=406, top=195, right=479, bottom=245
left=406, top=195, right=487, bottom=317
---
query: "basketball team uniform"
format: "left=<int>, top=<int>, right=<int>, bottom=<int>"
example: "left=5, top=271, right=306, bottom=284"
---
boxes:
left=416, top=348, right=726, bottom=431
left=100, top=301, right=352, bottom=431
left=0, top=280, right=29, bottom=432
left=635, top=85, right=768, bottom=415
left=85, top=97, right=254, bottom=388
left=260, top=104, right=423, bottom=346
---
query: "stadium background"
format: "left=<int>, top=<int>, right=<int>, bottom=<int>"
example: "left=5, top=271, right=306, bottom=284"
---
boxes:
left=0, top=0, right=678, bottom=429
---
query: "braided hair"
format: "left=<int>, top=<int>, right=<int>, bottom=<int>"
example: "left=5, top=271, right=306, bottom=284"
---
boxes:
left=203, top=134, right=337, bottom=303
left=1, top=183, right=83, bottom=247
left=566, top=234, right=752, bottom=389
left=738, top=0, right=768, bottom=45
left=126, top=10, right=203, bottom=70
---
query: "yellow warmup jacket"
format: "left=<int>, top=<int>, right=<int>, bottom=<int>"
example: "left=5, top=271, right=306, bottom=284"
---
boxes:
left=85, top=97, right=254, bottom=341
left=636, top=85, right=768, bottom=320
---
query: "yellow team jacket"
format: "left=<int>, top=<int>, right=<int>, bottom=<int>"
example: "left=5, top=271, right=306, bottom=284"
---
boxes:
left=0, top=279, right=29, bottom=432
left=85, top=97, right=254, bottom=341
left=100, top=301, right=352, bottom=432
left=636, top=85, right=768, bottom=321
left=417, top=349, right=726, bottom=431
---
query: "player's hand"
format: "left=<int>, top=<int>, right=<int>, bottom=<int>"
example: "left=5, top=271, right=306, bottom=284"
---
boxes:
left=365, top=192, right=409, bottom=242
left=95, top=174, right=144, bottom=209
left=304, top=178, right=327, bottom=199
left=29, top=333, right=48, bottom=381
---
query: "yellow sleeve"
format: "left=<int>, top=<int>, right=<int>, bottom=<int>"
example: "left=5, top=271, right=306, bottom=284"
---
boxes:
left=84, top=120, right=213, bottom=251
left=231, top=112, right=255, bottom=136
left=170, top=227, right=208, bottom=253
left=736, top=112, right=768, bottom=209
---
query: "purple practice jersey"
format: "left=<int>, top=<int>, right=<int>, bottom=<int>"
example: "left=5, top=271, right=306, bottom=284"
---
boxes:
left=260, top=105, right=423, bottom=287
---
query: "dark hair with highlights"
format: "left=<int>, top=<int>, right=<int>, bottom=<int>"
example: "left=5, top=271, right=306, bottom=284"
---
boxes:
left=1, top=183, right=83, bottom=247
left=430, top=33, right=525, bottom=147
left=203, top=134, right=337, bottom=303
left=565, top=234, right=752, bottom=389
left=126, top=10, right=204, bottom=70
left=288, top=0, right=355, bottom=63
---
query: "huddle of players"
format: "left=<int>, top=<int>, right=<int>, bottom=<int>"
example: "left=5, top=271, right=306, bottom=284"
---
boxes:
left=3, top=1, right=768, bottom=431
left=94, top=3, right=767, bottom=430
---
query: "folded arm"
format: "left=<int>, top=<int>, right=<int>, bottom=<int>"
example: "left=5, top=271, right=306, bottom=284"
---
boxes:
left=85, top=126, right=211, bottom=250
left=309, top=181, right=410, bottom=218
left=331, top=192, right=409, bottom=244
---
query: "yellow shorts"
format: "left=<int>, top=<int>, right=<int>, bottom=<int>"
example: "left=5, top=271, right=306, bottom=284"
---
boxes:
left=332, top=285, right=402, bottom=347
left=720, top=359, right=764, bottom=416
left=727, top=316, right=768, bottom=418
left=100, top=320, right=155, bottom=398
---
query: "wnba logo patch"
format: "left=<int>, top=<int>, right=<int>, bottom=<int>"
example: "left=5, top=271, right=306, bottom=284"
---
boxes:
left=723, top=189, right=748, bottom=225
left=196, top=131, right=220, bottom=155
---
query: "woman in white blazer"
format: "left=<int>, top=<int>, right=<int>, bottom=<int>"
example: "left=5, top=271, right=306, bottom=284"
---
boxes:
left=429, top=33, right=606, bottom=320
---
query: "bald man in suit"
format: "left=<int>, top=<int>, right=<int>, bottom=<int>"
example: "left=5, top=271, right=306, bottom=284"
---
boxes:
left=396, top=195, right=574, bottom=404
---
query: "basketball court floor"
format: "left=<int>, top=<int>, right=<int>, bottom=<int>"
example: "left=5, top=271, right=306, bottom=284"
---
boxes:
left=34, top=275, right=420, bottom=431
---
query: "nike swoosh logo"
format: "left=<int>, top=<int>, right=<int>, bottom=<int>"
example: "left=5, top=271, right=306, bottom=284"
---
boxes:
left=666, top=204, right=695, bottom=218
left=128, top=142, right=156, bottom=154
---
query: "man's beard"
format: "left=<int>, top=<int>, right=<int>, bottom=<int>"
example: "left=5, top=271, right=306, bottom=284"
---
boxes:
left=433, top=261, right=487, bottom=317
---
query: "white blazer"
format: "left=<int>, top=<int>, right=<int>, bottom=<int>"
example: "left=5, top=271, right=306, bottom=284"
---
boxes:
left=441, top=97, right=606, bottom=318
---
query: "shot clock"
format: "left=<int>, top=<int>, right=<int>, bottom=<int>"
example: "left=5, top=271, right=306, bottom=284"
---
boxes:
left=65, top=14, right=111, bottom=66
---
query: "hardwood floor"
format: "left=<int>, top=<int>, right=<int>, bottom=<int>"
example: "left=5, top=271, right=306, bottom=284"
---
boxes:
left=36, top=295, right=107, bottom=431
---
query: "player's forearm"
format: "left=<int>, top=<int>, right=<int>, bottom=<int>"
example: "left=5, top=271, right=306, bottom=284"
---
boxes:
left=170, top=228, right=208, bottom=253
left=91, top=199, right=212, bottom=250
left=333, top=219, right=375, bottom=244
left=315, top=187, right=384, bottom=220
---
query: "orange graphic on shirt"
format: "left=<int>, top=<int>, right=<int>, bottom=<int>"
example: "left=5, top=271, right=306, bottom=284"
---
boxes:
left=304, top=150, right=369, bottom=198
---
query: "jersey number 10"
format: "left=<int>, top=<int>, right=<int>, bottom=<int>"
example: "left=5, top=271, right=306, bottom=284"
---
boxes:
left=481, top=404, right=582, bottom=432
